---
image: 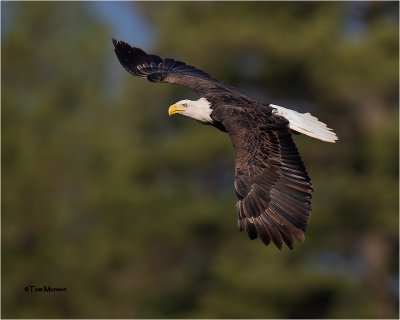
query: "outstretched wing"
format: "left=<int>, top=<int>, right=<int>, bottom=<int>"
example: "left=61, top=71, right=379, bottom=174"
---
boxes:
left=112, top=39, right=231, bottom=96
left=223, top=115, right=314, bottom=250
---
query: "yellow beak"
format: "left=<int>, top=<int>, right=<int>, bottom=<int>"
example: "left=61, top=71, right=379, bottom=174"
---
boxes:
left=168, top=104, right=185, bottom=116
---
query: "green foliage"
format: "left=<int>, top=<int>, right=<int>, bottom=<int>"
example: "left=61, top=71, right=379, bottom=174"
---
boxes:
left=2, top=1, right=398, bottom=318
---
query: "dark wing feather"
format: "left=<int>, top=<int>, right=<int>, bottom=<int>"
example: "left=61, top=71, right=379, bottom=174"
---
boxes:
left=112, top=39, right=231, bottom=96
left=223, top=114, right=313, bottom=250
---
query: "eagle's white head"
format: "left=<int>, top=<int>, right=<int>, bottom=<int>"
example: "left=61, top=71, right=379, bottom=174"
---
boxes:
left=168, top=98, right=213, bottom=123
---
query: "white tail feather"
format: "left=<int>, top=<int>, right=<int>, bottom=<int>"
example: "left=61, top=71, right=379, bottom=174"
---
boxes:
left=270, top=104, right=338, bottom=143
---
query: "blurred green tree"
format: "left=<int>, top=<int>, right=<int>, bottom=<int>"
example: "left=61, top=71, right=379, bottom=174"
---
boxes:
left=2, top=1, right=398, bottom=318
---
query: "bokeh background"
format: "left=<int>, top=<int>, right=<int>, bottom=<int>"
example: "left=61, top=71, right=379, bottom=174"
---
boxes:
left=2, top=1, right=399, bottom=318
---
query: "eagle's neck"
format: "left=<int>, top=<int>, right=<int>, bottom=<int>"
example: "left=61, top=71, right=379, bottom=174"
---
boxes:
left=186, top=98, right=213, bottom=124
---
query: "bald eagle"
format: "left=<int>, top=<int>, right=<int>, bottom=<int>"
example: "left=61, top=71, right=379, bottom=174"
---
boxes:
left=113, top=39, right=338, bottom=250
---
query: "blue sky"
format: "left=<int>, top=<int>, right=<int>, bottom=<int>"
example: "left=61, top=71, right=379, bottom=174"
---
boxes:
left=90, top=1, right=155, bottom=49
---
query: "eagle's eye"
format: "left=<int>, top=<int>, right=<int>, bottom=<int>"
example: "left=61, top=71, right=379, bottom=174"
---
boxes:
left=182, top=103, right=187, bottom=108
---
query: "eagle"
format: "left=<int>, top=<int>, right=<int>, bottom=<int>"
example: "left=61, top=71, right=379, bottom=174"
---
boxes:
left=112, top=39, right=338, bottom=250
